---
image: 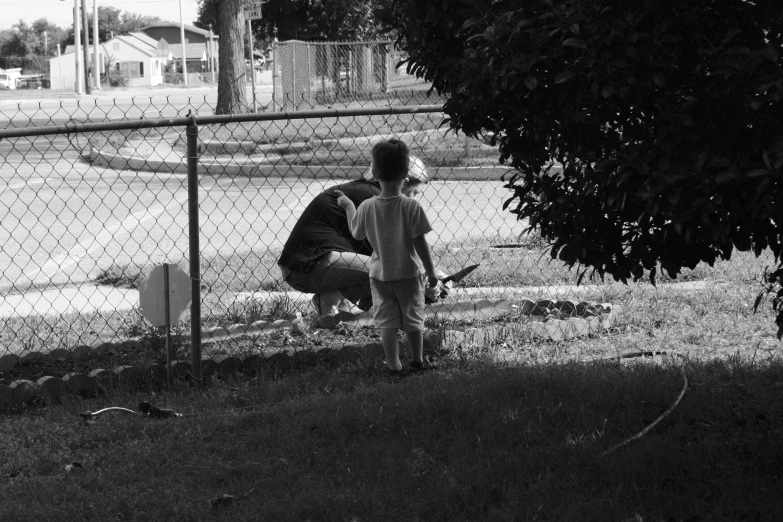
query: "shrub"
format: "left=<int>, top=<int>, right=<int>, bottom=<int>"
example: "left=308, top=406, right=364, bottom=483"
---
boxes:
left=379, top=0, right=783, bottom=331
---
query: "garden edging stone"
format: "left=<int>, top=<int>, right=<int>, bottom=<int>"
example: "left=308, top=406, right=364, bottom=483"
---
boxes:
left=0, top=298, right=617, bottom=406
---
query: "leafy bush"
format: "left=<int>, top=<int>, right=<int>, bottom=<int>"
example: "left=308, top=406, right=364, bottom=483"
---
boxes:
left=379, top=0, right=783, bottom=330
left=107, top=67, right=128, bottom=87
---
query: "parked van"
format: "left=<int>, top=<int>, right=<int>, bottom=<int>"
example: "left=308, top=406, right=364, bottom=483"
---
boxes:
left=0, top=68, right=22, bottom=90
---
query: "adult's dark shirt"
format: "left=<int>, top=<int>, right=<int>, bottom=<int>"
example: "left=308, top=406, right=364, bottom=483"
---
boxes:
left=278, top=179, right=381, bottom=273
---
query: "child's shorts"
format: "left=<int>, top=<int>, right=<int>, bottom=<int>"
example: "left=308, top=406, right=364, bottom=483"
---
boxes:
left=369, top=275, right=425, bottom=332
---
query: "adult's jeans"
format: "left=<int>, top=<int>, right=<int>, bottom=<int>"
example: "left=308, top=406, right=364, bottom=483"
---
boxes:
left=283, top=251, right=372, bottom=307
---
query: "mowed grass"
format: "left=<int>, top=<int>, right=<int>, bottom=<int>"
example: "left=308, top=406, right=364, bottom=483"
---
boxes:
left=1, top=281, right=782, bottom=521
left=2, top=244, right=783, bottom=520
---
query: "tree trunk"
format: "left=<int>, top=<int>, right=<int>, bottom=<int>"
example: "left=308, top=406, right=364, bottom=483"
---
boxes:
left=216, top=0, right=247, bottom=114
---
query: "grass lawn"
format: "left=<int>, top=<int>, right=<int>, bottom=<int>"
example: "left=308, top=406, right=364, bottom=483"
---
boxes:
left=1, top=240, right=782, bottom=520
left=1, top=295, right=781, bottom=521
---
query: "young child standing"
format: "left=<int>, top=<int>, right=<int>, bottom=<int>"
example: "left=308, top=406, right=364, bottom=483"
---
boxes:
left=335, top=139, right=439, bottom=374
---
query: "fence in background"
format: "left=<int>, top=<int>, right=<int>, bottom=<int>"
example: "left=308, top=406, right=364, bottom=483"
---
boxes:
left=272, top=40, right=428, bottom=110
left=0, top=92, right=773, bottom=396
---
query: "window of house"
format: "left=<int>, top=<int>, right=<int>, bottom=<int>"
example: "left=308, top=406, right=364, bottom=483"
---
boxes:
left=119, top=61, right=144, bottom=78
left=113, top=43, right=120, bottom=51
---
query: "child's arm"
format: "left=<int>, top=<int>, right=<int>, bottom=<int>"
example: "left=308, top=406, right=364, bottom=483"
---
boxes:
left=334, top=190, right=362, bottom=238
left=334, top=190, right=356, bottom=219
left=412, top=235, right=439, bottom=288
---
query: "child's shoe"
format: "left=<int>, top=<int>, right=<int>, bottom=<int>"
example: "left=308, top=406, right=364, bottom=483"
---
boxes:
left=410, top=360, right=437, bottom=372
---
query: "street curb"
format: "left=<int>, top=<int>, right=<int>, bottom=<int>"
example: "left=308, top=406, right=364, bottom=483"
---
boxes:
left=89, top=146, right=517, bottom=180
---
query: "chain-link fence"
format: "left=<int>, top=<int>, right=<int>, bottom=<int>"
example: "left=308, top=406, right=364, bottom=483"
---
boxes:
left=0, top=90, right=773, bottom=398
left=272, top=40, right=429, bottom=110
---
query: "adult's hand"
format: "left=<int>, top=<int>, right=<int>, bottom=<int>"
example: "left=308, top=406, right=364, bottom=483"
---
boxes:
left=424, top=268, right=452, bottom=303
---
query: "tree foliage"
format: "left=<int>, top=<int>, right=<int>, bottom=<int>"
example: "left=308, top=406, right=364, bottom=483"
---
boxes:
left=81, top=6, right=161, bottom=44
left=379, top=0, right=783, bottom=328
left=0, top=19, right=68, bottom=57
left=55, top=7, right=160, bottom=46
left=196, top=0, right=381, bottom=42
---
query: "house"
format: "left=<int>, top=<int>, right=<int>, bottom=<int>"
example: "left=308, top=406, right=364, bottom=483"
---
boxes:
left=141, top=22, right=219, bottom=73
left=49, top=43, right=109, bottom=91
left=103, top=32, right=167, bottom=87
left=49, top=33, right=167, bottom=89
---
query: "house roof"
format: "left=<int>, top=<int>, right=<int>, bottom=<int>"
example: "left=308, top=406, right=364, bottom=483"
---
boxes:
left=167, top=43, right=210, bottom=60
left=62, top=34, right=159, bottom=58
left=112, top=34, right=157, bottom=57
left=60, top=43, right=110, bottom=56
left=141, top=22, right=218, bottom=39
left=126, top=32, right=159, bottom=49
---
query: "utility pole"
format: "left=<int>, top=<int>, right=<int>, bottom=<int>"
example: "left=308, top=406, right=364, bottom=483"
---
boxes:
left=82, top=0, right=91, bottom=94
left=57, top=44, right=64, bottom=90
left=208, top=25, right=215, bottom=84
left=247, top=18, right=256, bottom=112
left=44, top=31, right=48, bottom=55
left=93, top=0, right=100, bottom=90
left=73, top=0, right=83, bottom=94
left=179, top=0, right=188, bottom=87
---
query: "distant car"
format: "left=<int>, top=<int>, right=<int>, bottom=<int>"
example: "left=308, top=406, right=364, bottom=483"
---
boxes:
left=0, top=68, right=22, bottom=89
left=0, top=73, right=15, bottom=90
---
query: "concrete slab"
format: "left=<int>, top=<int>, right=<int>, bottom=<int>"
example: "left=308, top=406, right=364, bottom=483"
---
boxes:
left=236, top=281, right=719, bottom=308
left=0, top=286, right=139, bottom=319
left=0, top=280, right=721, bottom=320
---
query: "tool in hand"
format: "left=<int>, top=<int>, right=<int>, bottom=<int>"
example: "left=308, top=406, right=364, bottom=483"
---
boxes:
left=439, top=263, right=480, bottom=298
left=425, top=263, right=480, bottom=303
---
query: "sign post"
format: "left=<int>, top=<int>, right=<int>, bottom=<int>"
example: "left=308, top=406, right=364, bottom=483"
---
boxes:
left=163, top=264, right=172, bottom=387
left=244, top=3, right=263, bottom=113
left=139, top=264, right=192, bottom=388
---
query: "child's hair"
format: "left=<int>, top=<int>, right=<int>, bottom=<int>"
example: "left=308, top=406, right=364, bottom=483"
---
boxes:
left=371, top=139, right=410, bottom=182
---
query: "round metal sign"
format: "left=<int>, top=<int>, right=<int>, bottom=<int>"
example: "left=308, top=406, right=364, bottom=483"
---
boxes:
left=139, top=264, right=192, bottom=327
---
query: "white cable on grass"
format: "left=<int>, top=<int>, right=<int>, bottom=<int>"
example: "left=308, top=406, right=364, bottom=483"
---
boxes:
left=594, top=351, right=689, bottom=460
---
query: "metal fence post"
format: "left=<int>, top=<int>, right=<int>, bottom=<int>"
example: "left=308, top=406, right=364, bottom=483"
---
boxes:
left=187, top=116, right=202, bottom=381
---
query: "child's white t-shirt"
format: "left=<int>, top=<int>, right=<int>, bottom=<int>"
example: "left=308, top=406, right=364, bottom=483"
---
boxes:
left=349, top=194, right=432, bottom=281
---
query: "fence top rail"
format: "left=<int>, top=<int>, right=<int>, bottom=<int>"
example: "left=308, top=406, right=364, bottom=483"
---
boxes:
left=0, top=104, right=445, bottom=139
left=277, top=40, right=394, bottom=46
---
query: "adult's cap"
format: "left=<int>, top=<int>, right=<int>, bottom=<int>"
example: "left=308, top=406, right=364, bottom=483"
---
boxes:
left=408, top=155, right=430, bottom=183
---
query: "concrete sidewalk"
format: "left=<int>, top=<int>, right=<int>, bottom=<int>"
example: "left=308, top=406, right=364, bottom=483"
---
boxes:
left=0, top=286, right=139, bottom=319
left=0, top=279, right=720, bottom=320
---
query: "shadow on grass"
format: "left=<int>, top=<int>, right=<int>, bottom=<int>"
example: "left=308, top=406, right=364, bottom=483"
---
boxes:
left=2, top=354, right=781, bottom=521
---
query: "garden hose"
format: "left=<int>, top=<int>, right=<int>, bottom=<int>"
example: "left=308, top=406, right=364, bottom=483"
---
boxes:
left=80, top=401, right=183, bottom=423
left=593, top=350, right=689, bottom=459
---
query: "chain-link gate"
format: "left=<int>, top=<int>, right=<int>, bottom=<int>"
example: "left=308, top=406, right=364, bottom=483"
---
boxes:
left=0, top=91, right=773, bottom=398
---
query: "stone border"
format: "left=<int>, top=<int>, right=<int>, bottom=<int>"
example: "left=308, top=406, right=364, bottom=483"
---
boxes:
left=0, top=298, right=618, bottom=407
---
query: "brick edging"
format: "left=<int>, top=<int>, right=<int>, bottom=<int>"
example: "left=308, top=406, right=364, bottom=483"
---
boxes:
left=0, top=299, right=617, bottom=407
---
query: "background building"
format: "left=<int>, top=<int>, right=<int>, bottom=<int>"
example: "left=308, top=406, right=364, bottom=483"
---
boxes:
left=141, top=22, right=218, bottom=75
